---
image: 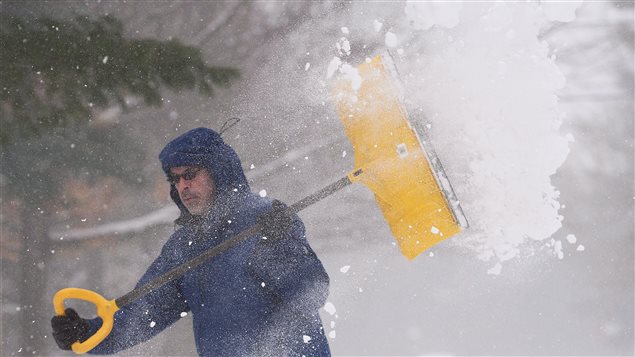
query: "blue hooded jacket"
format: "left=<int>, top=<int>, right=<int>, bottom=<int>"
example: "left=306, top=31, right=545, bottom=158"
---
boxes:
left=88, top=128, right=331, bottom=356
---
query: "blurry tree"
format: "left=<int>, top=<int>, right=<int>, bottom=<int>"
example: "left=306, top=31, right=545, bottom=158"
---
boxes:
left=0, top=14, right=238, bottom=355
left=0, top=14, right=239, bottom=144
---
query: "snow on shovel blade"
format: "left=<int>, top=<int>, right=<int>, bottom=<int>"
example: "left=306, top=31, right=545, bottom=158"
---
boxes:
left=333, top=53, right=468, bottom=260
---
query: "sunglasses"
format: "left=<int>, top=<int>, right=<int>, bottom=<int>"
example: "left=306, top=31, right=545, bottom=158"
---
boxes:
left=167, top=167, right=203, bottom=185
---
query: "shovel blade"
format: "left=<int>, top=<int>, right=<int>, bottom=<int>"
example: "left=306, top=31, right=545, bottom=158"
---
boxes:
left=333, top=54, right=468, bottom=259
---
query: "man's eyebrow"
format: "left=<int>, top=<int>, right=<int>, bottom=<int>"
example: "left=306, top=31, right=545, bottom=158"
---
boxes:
left=167, top=167, right=202, bottom=180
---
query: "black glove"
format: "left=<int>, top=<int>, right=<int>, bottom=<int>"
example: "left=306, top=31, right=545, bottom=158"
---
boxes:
left=256, top=200, right=294, bottom=242
left=51, top=308, right=91, bottom=350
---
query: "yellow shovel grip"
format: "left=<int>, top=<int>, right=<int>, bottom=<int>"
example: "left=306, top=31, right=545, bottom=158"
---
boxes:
left=53, top=288, right=119, bottom=354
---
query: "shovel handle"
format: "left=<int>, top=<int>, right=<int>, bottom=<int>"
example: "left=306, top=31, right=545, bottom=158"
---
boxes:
left=53, top=288, right=119, bottom=354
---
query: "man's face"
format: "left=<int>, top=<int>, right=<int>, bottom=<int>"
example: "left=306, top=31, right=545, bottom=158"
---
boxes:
left=168, top=166, right=216, bottom=216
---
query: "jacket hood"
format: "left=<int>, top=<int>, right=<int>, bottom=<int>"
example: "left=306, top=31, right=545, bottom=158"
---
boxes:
left=159, top=127, right=250, bottom=225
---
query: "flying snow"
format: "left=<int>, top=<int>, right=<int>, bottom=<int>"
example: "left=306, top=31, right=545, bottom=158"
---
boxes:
left=327, top=57, right=342, bottom=79
left=487, top=262, right=503, bottom=275
left=566, top=234, right=577, bottom=244
left=373, top=19, right=383, bottom=32
left=384, top=31, right=397, bottom=47
left=323, top=302, right=336, bottom=315
left=337, top=37, right=351, bottom=56
left=394, top=2, right=581, bottom=265
left=540, top=1, right=584, bottom=22
left=405, top=1, right=463, bottom=30
left=554, top=240, right=564, bottom=260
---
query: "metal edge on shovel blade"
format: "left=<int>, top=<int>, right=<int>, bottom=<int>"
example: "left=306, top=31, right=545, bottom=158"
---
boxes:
left=381, top=51, right=469, bottom=229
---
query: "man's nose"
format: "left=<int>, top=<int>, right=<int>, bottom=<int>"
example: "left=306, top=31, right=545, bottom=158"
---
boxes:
left=175, top=178, right=190, bottom=191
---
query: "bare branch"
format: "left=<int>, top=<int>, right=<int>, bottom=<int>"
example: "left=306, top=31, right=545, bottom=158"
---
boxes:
left=48, top=134, right=346, bottom=241
left=193, top=2, right=246, bottom=47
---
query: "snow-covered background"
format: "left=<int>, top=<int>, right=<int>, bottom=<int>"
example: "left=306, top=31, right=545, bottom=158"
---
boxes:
left=1, top=1, right=633, bottom=356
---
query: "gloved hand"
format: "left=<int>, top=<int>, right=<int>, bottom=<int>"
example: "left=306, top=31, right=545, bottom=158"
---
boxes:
left=51, top=308, right=91, bottom=350
left=256, top=200, right=294, bottom=242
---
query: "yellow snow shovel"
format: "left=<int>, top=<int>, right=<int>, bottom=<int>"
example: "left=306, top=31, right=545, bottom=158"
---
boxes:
left=53, top=53, right=467, bottom=354
left=333, top=53, right=468, bottom=259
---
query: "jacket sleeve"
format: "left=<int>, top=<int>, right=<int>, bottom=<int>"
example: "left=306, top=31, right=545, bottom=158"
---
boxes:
left=248, top=215, right=330, bottom=313
left=87, top=241, right=190, bottom=355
